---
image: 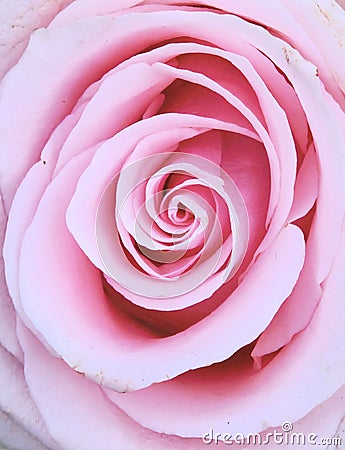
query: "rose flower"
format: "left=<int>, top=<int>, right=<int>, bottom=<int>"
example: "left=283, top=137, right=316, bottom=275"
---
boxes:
left=1, top=1, right=345, bottom=449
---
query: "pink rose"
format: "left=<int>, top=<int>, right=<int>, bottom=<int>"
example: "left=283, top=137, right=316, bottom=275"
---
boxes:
left=1, top=1, right=345, bottom=448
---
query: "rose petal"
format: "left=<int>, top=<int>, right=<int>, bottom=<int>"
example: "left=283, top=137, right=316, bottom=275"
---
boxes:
left=288, top=143, right=318, bottom=223
left=17, top=323, right=206, bottom=450
left=49, top=0, right=144, bottom=28
left=0, top=192, right=22, bottom=359
left=54, top=61, right=175, bottom=173
left=220, top=133, right=270, bottom=263
left=250, top=252, right=322, bottom=369
left=251, top=147, right=319, bottom=363
left=0, top=341, right=58, bottom=449
left=282, top=0, right=345, bottom=98
left=0, top=0, right=74, bottom=81
left=0, top=409, right=47, bottom=450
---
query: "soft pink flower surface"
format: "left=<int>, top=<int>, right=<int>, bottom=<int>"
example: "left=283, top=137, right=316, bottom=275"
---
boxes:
left=1, top=1, right=345, bottom=449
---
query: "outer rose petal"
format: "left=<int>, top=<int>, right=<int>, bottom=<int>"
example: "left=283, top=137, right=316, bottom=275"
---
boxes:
left=50, top=0, right=145, bottom=26
left=0, top=410, right=46, bottom=450
left=0, top=0, right=76, bottom=366
left=0, top=194, right=22, bottom=358
left=17, top=322, right=207, bottom=450
left=0, top=343, right=59, bottom=449
left=241, top=385, right=345, bottom=449
left=285, top=384, right=345, bottom=450
left=0, top=0, right=74, bottom=82
left=281, top=0, right=345, bottom=96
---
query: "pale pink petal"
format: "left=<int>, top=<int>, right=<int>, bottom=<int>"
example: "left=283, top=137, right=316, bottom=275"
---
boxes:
left=175, top=52, right=266, bottom=127
left=282, top=0, right=345, bottom=98
left=0, top=409, right=48, bottom=450
left=252, top=146, right=320, bottom=363
left=220, top=133, right=270, bottom=264
left=251, top=253, right=322, bottom=368
left=18, top=323, right=206, bottom=450
left=206, top=383, right=345, bottom=449
left=0, top=19, right=111, bottom=210
left=0, top=193, right=22, bottom=359
left=0, top=342, right=58, bottom=449
left=49, top=0, right=144, bottom=28
left=288, top=144, right=318, bottom=222
left=277, top=383, right=345, bottom=450
left=54, top=62, right=175, bottom=172
left=3, top=163, right=52, bottom=319
left=0, top=0, right=73, bottom=81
